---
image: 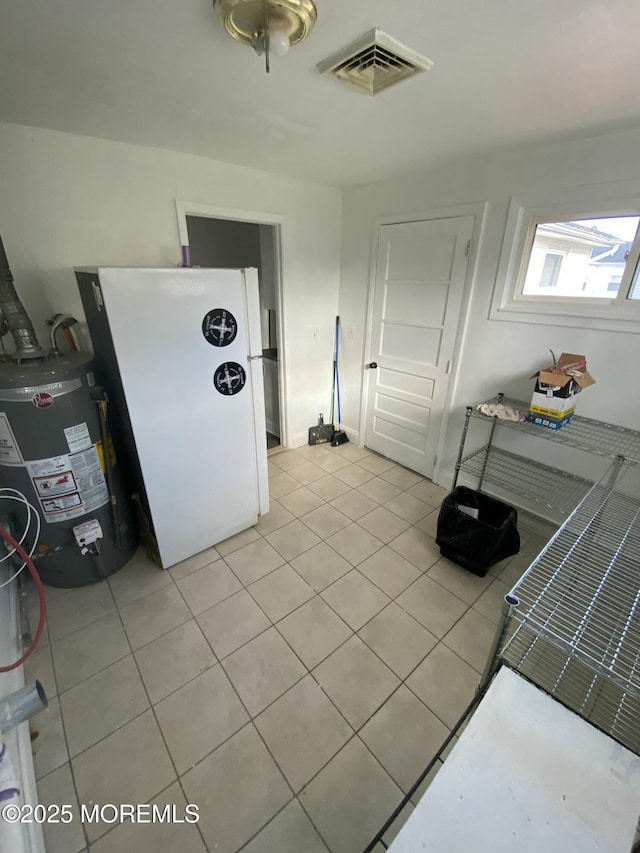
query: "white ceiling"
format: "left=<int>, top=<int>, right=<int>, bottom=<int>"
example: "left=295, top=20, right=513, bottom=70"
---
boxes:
left=2, top=0, right=640, bottom=187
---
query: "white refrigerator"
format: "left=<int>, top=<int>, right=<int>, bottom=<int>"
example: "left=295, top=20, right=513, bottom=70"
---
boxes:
left=76, top=266, right=269, bottom=569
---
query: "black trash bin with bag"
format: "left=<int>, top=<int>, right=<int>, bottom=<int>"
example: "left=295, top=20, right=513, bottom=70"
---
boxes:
left=436, top=486, right=520, bottom=577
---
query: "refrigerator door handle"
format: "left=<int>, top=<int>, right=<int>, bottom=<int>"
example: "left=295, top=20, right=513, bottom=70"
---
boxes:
left=242, top=269, right=263, bottom=358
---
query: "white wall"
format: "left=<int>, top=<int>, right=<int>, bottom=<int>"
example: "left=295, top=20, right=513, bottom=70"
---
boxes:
left=339, top=125, right=640, bottom=485
left=0, top=123, right=342, bottom=446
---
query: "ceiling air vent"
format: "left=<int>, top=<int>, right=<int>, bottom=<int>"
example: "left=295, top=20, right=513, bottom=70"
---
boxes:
left=317, top=28, right=433, bottom=95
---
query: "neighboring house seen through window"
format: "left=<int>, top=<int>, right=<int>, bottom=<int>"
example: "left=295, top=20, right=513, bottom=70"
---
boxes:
left=521, top=216, right=639, bottom=300
left=490, top=200, right=640, bottom=333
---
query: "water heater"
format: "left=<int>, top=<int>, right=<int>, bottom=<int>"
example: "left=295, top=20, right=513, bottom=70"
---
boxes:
left=0, top=237, right=137, bottom=587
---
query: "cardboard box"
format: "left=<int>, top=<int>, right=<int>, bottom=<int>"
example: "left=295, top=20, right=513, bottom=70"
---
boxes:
left=529, top=395, right=576, bottom=419
left=529, top=352, right=595, bottom=423
left=527, top=411, right=574, bottom=431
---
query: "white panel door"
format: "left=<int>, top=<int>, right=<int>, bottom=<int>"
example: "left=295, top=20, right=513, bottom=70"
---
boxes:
left=364, top=216, right=474, bottom=477
left=98, top=267, right=264, bottom=568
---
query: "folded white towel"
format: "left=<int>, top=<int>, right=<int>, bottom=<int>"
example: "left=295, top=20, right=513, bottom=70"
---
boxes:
left=475, top=403, right=524, bottom=422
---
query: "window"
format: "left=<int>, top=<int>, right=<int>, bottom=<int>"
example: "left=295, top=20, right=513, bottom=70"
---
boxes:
left=521, top=215, right=640, bottom=300
left=607, top=275, right=622, bottom=293
left=490, top=196, right=640, bottom=333
left=537, top=252, right=563, bottom=288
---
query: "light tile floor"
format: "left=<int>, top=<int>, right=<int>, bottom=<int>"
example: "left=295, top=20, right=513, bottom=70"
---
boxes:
left=23, top=442, right=548, bottom=853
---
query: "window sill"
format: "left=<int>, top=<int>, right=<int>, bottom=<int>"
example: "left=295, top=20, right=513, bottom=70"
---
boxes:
left=490, top=299, right=640, bottom=334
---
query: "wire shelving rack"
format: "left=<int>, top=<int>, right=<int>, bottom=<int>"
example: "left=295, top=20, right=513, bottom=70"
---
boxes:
left=454, top=391, right=640, bottom=541
left=466, top=394, right=640, bottom=463
left=365, top=403, right=640, bottom=850
left=500, top=458, right=640, bottom=754
left=459, top=445, right=593, bottom=513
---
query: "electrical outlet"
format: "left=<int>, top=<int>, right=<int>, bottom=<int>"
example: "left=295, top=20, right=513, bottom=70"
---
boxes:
left=347, top=324, right=355, bottom=340
left=311, top=327, right=319, bottom=342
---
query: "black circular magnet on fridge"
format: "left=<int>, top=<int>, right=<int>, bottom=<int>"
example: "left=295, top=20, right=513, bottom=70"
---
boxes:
left=213, top=362, right=246, bottom=396
left=202, top=309, right=238, bottom=346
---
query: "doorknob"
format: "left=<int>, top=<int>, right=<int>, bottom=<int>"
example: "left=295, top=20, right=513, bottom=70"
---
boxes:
left=367, top=362, right=378, bottom=369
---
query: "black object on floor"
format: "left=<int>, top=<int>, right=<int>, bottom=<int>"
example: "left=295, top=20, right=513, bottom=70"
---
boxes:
left=435, top=486, right=520, bottom=576
left=308, top=413, right=334, bottom=445
left=331, top=315, right=349, bottom=446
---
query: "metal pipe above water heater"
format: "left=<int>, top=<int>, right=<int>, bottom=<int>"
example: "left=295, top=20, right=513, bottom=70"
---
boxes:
left=0, top=237, right=45, bottom=364
left=48, top=315, right=78, bottom=357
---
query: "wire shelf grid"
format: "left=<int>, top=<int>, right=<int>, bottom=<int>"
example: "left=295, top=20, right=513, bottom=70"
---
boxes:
left=501, top=460, right=640, bottom=753
left=504, top=627, right=640, bottom=754
left=470, top=395, right=640, bottom=463
left=459, top=445, right=593, bottom=513
left=512, top=507, right=559, bottom=545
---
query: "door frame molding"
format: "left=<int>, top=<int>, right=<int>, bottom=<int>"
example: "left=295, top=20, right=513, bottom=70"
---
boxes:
left=359, top=201, right=487, bottom=484
left=174, top=200, right=289, bottom=449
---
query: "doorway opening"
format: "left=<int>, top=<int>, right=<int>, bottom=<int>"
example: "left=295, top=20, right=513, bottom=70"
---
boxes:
left=185, top=215, right=283, bottom=453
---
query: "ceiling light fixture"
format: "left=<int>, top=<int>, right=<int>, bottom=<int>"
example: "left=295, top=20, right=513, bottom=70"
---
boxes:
left=212, top=0, right=317, bottom=73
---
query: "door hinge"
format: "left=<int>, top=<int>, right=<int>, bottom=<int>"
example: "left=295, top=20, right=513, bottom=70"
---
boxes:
left=92, top=281, right=104, bottom=312
left=465, top=239, right=472, bottom=257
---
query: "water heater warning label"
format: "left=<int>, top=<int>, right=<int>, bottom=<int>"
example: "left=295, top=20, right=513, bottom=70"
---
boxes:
left=41, top=493, right=82, bottom=513
left=33, top=469, right=77, bottom=497
left=64, top=422, right=92, bottom=453
left=27, top=446, right=109, bottom=523
left=0, top=413, right=23, bottom=466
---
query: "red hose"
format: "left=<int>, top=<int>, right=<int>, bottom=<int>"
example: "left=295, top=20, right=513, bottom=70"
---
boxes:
left=0, top=527, right=47, bottom=673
